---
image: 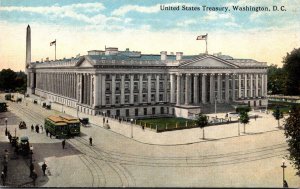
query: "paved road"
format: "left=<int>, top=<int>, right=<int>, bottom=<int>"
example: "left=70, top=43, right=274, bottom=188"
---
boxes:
left=1, top=94, right=299, bottom=187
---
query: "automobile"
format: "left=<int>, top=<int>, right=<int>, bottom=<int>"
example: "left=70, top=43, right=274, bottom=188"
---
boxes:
left=42, top=102, right=46, bottom=108
left=18, top=136, right=30, bottom=156
left=33, top=99, right=37, bottom=104
left=19, top=121, right=27, bottom=129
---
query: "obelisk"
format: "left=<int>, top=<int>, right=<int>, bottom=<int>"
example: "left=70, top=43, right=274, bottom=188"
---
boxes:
left=25, top=25, right=31, bottom=73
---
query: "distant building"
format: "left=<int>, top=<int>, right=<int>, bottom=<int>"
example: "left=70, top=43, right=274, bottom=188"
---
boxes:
left=26, top=26, right=268, bottom=118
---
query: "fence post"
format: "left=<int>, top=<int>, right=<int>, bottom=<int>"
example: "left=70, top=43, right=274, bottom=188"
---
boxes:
left=185, top=121, right=187, bottom=127
left=176, top=122, right=178, bottom=128
left=156, top=124, right=158, bottom=132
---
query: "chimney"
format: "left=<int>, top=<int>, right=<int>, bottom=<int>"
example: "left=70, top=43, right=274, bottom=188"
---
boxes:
left=176, top=52, right=183, bottom=61
left=160, top=51, right=167, bottom=61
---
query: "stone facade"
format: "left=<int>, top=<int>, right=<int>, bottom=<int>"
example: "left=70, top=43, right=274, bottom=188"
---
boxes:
left=26, top=47, right=268, bottom=118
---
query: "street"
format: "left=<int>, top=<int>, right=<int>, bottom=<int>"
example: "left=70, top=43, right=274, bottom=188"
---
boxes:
left=0, top=94, right=299, bottom=187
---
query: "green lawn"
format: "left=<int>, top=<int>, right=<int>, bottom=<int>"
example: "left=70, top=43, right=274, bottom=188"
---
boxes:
left=268, top=100, right=300, bottom=113
left=136, top=117, right=196, bottom=132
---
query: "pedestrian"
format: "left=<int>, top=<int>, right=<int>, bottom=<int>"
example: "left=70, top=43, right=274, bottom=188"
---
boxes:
left=32, top=170, right=37, bottom=186
left=89, top=137, right=92, bottom=146
left=3, top=164, right=7, bottom=177
left=106, top=120, right=108, bottom=124
left=8, top=132, right=12, bottom=143
left=142, top=125, right=144, bottom=130
left=46, top=129, right=49, bottom=136
left=62, top=139, right=66, bottom=149
left=29, top=162, right=34, bottom=177
left=50, top=132, right=52, bottom=139
left=35, top=125, right=39, bottom=133
left=41, top=162, right=47, bottom=176
left=40, top=125, right=43, bottom=133
left=1, top=171, right=5, bottom=186
left=283, top=180, right=288, bottom=188
left=103, top=117, right=105, bottom=125
left=119, top=118, right=121, bottom=124
left=254, top=115, right=257, bottom=121
left=31, top=125, right=34, bottom=132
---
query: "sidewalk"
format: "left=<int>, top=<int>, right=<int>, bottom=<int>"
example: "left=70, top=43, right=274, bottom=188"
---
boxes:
left=25, top=94, right=283, bottom=146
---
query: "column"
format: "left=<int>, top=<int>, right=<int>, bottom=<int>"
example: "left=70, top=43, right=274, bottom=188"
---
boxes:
left=232, top=74, right=236, bottom=101
left=156, top=74, right=159, bottom=102
left=225, top=74, right=229, bottom=103
left=185, top=74, right=190, bottom=105
left=261, top=74, right=264, bottom=97
left=111, top=74, right=116, bottom=105
left=147, top=74, right=151, bottom=103
left=201, top=74, right=207, bottom=104
left=93, top=74, right=99, bottom=107
left=238, top=74, right=242, bottom=98
left=90, top=75, right=94, bottom=106
left=129, top=74, right=134, bottom=104
left=255, top=74, right=259, bottom=97
left=176, top=74, right=181, bottom=105
left=170, top=74, right=175, bottom=103
left=217, top=74, right=222, bottom=103
left=139, top=74, right=143, bottom=103
left=121, top=74, right=125, bottom=104
left=250, top=74, right=253, bottom=98
left=210, top=74, right=215, bottom=104
left=193, top=74, right=199, bottom=104
left=264, top=74, right=268, bottom=96
left=244, top=74, right=248, bottom=98
left=101, top=74, right=106, bottom=106
left=164, top=74, right=168, bottom=102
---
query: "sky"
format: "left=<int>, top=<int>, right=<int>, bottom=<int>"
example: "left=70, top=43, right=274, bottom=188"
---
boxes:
left=0, top=0, right=300, bottom=71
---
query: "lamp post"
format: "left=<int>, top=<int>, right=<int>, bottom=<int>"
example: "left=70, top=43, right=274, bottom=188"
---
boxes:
left=130, top=118, right=133, bottom=138
left=281, top=159, right=287, bottom=187
left=238, top=117, right=240, bottom=136
left=5, top=118, right=8, bottom=136
left=214, top=95, right=217, bottom=115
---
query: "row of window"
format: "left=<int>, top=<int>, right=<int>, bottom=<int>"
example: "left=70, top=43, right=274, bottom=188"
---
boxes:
left=104, top=107, right=171, bottom=117
left=105, top=74, right=166, bottom=80
left=105, top=94, right=165, bottom=104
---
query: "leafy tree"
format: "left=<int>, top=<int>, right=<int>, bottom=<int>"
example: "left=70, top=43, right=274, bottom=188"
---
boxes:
left=0, top=69, right=17, bottom=90
left=284, top=105, right=300, bottom=176
left=282, top=48, right=300, bottom=95
left=239, top=111, right=250, bottom=133
left=195, top=113, right=209, bottom=140
left=272, top=106, right=284, bottom=128
left=267, top=64, right=286, bottom=94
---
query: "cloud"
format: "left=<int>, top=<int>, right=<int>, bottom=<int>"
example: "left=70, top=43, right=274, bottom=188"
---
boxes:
left=203, top=12, right=235, bottom=22
left=176, top=19, right=197, bottom=27
left=112, top=3, right=194, bottom=16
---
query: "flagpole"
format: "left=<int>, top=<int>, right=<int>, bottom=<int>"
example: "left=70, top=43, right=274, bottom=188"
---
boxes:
left=205, top=33, right=208, bottom=54
left=55, top=39, right=56, bottom=60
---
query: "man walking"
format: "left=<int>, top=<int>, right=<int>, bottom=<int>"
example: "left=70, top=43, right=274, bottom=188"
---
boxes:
left=31, top=125, right=34, bottom=132
left=62, top=139, right=66, bottom=149
left=1, top=171, right=5, bottom=186
left=41, top=162, right=47, bottom=176
left=3, top=164, right=7, bottom=177
left=46, top=129, right=49, bottom=136
left=29, top=162, right=34, bottom=178
left=32, top=170, right=37, bottom=186
left=89, top=137, right=92, bottom=146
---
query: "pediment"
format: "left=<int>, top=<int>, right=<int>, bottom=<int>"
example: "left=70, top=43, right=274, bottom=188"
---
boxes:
left=180, top=55, right=239, bottom=68
left=75, top=56, right=94, bottom=67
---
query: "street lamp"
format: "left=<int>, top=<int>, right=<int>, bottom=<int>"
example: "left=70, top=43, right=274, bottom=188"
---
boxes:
left=214, top=95, right=217, bottom=115
left=281, top=159, right=287, bottom=187
left=130, top=118, right=133, bottom=138
left=5, top=118, right=8, bottom=136
left=238, top=117, right=240, bottom=136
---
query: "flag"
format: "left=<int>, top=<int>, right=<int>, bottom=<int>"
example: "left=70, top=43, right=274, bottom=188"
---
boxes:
left=50, top=40, right=56, bottom=46
left=196, top=35, right=207, bottom=40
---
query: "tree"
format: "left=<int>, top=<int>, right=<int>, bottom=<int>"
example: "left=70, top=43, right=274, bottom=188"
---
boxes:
left=0, top=69, right=17, bottom=90
left=284, top=105, right=300, bottom=176
left=282, top=48, right=300, bottom=95
left=239, top=111, right=250, bottom=133
left=195, top=113, right=209, bottom=140
left=272, top=106, right=284, bottom=128
left=267, top=64, right=286, bottom=94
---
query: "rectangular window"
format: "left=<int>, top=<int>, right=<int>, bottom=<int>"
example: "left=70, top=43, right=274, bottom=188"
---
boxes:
left=125, top=74, right=129, bottom=80
left=105, top=96, right=110, bottom=104
left=134, top=95, right=138, bottom=102
left=161, top=107, right=164, bottom=114
left=126, top=109, right=129, bottom=117
left=144, top=108, right=147, bottom=115
left=116, top=109, right=120, bottom=116
left=107, top=110, right=111, bottom=117
left=105, top=83, right=111, bottom=92
left=151, top=82, right=155, bottom=90
left=125, top=82, right=129, bottom=91
left=134, top=74, right=139, bottom=80
left=134, top=82, right=139, bottom=91
left=106, top=74, right=110, bottom=80
left=159, top=82, right=163, bottom=89
left=135, top=108, right=138, bottom=116
left=151, top=94, right=155, bottom=101
left=116, top=82, right=120, bottom=91
left=152, top=107, right=155, bottom=115
left=159, top=94, right=163, bottom=101
left=143, top=94, right=147, bottom=102
left=115, top=95, right=120, bottom=104
left=143, top=82, right=147, bottom=91
left=116, top=75, right=120, bottom=80
left=125, top=95, right=130, bottom=103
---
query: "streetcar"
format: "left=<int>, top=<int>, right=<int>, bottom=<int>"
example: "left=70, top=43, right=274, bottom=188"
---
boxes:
left=5, top=94, right=12, bottom=101
left=44, top=115, right=80, bottom=138
left=45, top=115, right=69, bottom=139
left=0, top=102, right=8, bottom=112
left=59, top=114, right=81, bottom=136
